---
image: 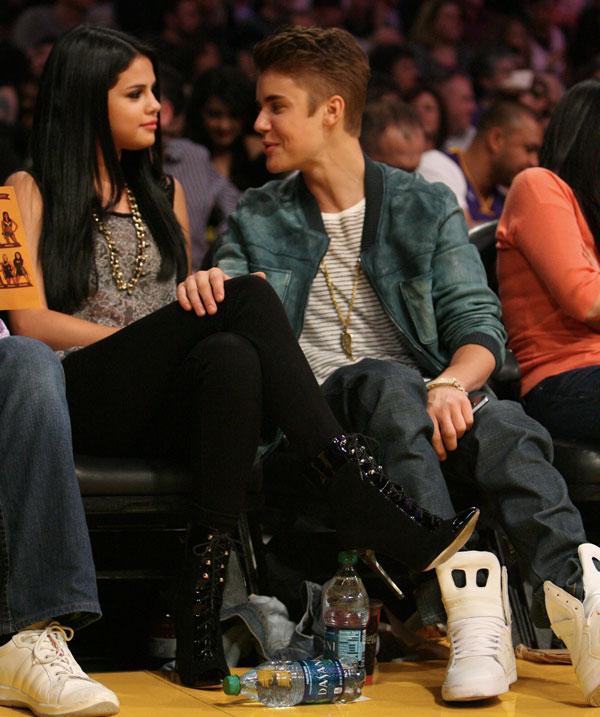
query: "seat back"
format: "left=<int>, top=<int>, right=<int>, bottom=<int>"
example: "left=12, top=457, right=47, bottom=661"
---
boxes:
left=468, top=220, right=498, bottom=294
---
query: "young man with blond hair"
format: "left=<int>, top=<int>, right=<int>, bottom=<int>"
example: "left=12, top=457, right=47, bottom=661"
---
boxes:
left=186, top=26, right=600, bottom=706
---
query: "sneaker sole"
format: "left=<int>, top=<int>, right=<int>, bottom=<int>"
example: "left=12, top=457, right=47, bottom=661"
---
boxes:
left=442, top=664, right=517, bottom=702
left=0, top=689, right=119, bottom=717
left=442, top=682, right=510, bottom=702
left=423, top=509, right=480, bottom=571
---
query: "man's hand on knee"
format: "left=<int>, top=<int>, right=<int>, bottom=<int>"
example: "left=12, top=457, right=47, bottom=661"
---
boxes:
left=177, top=268, right=230, bottom=316
left=177, top=269, right=267, bottom=316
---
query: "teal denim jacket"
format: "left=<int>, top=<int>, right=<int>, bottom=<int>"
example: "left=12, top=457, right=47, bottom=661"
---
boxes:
left=215, top=157, right=506, bottom=377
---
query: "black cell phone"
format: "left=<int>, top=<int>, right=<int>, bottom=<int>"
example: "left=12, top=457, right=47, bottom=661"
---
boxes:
left=470, top=394, right=489, bottom=414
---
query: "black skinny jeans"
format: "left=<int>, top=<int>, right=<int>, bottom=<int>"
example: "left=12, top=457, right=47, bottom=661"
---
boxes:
left=62, top=275, right=341, bottom=527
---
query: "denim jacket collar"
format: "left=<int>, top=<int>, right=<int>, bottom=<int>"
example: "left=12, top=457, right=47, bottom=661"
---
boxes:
left=296, top=155, right=383, bottom=254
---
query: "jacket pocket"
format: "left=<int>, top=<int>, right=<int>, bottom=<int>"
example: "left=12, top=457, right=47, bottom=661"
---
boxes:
left=399, top=272, right=437, bottom=345
left=250, top=264, right=292, bottom=305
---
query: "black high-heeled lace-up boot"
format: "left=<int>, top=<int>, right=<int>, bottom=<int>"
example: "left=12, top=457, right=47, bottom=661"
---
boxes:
left=313, top=434, right=479, bottom=572
left=175, top=526, right=232, bottom=687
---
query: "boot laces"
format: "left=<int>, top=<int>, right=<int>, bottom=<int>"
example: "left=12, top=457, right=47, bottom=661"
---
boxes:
left=338, top=435, right=442, bottom=528
left=191, top=531, right=232, bottom=593
left=192, top=532, right=232, bottom=561
left=451, top=616, right=507, bottom=660
left=190, top=531, right=232, bottom=643
left=27, top=623, right=88, bottom=681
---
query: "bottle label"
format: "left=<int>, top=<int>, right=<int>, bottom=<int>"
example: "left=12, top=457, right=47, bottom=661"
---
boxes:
left=323, top=627, right=366, bottom=668
left=299, top=658, right=344, bottom=703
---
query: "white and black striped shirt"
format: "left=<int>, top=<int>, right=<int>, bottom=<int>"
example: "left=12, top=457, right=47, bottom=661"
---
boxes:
left=299, top=198, right=420, bottom=384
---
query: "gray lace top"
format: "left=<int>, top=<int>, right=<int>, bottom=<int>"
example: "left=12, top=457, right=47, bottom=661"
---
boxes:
left=62, top=212, right=177, bottom=356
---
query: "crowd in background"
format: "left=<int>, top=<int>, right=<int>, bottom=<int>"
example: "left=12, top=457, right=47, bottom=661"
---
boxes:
left=4, top=10, right=600, bottom=712
left=2, top=0, right=600, bottom=260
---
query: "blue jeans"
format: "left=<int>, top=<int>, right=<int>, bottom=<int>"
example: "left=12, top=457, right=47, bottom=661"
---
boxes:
left=523, top=365, right=600, bottom=442
left=321, top=359, right=588, bottom=627
left=0, top=337, right=100, bottom=633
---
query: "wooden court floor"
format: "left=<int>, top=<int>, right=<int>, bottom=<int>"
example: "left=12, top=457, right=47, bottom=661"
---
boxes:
left=0, top=659, right=589, bottom=716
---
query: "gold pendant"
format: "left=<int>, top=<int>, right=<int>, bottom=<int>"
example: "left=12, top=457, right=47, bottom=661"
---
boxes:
left=341, top=330, right=354, bottom=360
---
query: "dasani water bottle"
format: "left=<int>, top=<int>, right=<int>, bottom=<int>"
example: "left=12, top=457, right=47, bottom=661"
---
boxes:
left=322, top=550, right=369, bottom=679
left=222, top=658, right=363, bottom=706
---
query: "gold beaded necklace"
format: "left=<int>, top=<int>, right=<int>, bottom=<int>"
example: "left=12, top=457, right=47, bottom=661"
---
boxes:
left=92, top=185, right=149, bottom=295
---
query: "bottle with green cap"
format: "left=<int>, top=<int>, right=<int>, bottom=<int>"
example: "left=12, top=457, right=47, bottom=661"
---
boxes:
left=322, top=550, right=369, bottom=681
left=222, top=658, right=363, bottom=706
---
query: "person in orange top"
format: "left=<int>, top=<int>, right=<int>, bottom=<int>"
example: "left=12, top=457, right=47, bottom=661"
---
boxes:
left=497, top=80, right=600, bottom=703
left=497, top=79, right=600, bottom=444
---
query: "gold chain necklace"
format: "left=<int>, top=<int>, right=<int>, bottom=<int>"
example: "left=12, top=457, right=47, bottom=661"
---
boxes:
left=92, top=186, right=149, bottom=295
left=320, top=258, right=362, bottom=360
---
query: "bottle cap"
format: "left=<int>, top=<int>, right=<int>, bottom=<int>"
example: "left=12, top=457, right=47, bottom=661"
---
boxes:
left=338, top=550, right=358, bottom=565
left=223, top=675, right=241, bottom=695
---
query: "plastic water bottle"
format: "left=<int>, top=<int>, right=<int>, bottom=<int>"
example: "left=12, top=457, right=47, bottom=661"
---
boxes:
left=222, top=658, right=363, bottom=706
left=322, top=550, right=369, bottom=679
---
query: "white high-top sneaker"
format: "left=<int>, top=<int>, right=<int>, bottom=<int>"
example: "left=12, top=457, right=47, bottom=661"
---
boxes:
left=0, top=622, right=120, bottom=717
left=436, top=550, right=517, bottom=701
left=544, top=543, right=600, bottom=707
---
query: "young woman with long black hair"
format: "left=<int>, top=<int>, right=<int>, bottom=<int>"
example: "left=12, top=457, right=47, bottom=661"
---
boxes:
left=7, top=25, right=477, bottom=690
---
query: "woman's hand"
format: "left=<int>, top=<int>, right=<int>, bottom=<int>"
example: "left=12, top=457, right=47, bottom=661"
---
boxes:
left=426, top=386, right=473, bottom=461
left=177, top=268, right=266, bottom=316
